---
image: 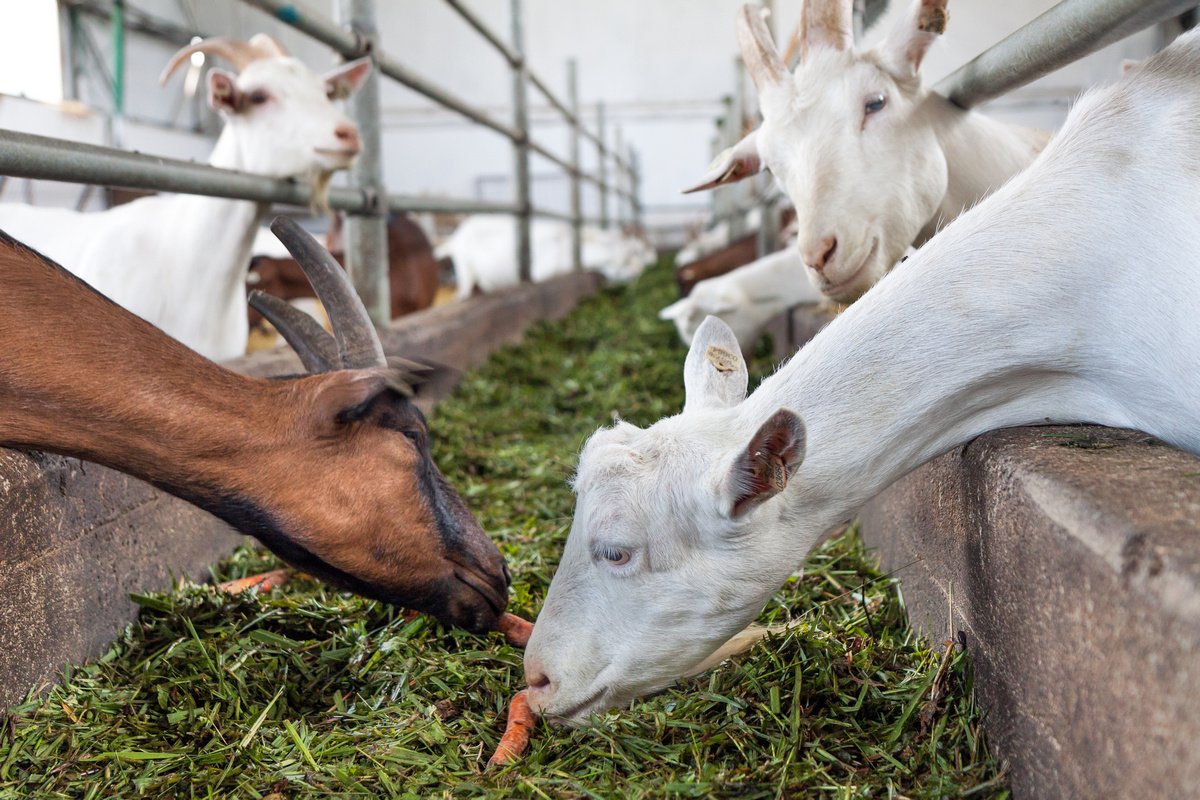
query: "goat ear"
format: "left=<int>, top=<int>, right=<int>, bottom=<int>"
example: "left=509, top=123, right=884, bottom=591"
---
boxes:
left=877, top=0, right=949, bottom=79
left=659, top=298, right=688, bottom=321
left=683, top=316, right=748, bottom=412
left=311, top=371, right=392, bottom=430
left=682, top=131, right=762, bottom=194
left=324, top=57, right=373, bottom=100
left=207, top=69, right=244, bottom=113
left=727, top=409, right=806, bottom=518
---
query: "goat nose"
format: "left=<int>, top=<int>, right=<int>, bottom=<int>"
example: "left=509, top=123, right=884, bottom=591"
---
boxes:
left=803, top=236, right=838, bottom=273
left=524, top=656, right=553, bottom=696
left=334, top=124, right=361, bottom=152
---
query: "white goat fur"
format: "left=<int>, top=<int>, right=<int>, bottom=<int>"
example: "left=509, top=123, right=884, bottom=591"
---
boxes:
left=525, top=30, right=1200, bottom=724
left=0, top=39, right=370, bottom=360
left=659, top=249, right=822, bottom=353
left=439, top=217, right=654, bottom=297
left=686, top=0, right=1048, bottom=302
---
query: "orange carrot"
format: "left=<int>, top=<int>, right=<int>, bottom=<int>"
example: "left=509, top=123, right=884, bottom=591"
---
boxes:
left=216, top=569, right=291, bottom=595
left=487, top=689, right=536, bottom=769
left=498, top=612, right=534, bottom=648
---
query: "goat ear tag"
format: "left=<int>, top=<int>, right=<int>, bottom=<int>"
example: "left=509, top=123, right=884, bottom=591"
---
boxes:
left=705, top=345, right=738, bottom=374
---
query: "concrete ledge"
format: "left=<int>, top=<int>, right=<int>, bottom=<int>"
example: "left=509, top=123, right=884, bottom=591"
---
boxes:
left=769, top=302, right=1200, bottom=798
left=1, top=271, right=601, bottom=707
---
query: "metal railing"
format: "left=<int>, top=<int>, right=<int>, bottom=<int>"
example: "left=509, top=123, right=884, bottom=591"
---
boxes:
left=0, top=0, right=642, bottom=324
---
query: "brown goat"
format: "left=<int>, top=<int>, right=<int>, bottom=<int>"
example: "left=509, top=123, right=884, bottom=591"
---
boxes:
left=248, top=212, right=439, bottom=327
left=0, top=218, right=509, bottom=633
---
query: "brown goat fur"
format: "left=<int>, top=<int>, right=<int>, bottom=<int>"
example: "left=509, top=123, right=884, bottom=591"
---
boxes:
left=0, top=228, right=508, bottom=632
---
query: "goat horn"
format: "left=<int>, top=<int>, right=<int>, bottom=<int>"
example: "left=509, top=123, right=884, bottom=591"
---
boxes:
left=159, top=37, right=271, bottom=86
left=248, top=33, right=289, bottom=58
left=270, top=216, right=386, bottom=371
left=803, top=0, right=854, bottom=55
left=738, top=5, right=787, bottom=89
left=248, top=291, right=342, bottom=373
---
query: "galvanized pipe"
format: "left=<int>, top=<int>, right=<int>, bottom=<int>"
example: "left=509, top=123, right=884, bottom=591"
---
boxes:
left=0, top=128, right=372, bottom=210
left=443, top=0, right=521, bottom=66
left=568, top=58, right=583, bottom=271
left=510, top=0, right=532, bottom=283
left=336, top=0, right=390, bottom=325
left=614, top=125, right=625, bottom=227
left=528, top=71, right=577, bottom=127
left=388, top=195, right=520, bottom=215
left=630, top=149, right=642, bottom=227
left=935, top=0, right=1198, bottom=109
left=111, top=0, right=125, bottom=117
left=596, top=101, right=609, bottom=229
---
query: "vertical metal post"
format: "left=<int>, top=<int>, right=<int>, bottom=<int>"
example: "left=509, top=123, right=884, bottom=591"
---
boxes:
left=336, top=0, right=390, bottom=324
left=567, top=58, right=583, bottom=271
left=112, top=0, right=125, bottom=117
left=613, top=126, right=624, bottom=227
left=731, top=58, right=747, bottom=239
left=630, top=148, right=642, bottom=228
left=597, top=101, right=609, bottom=229
left=511, top=0, right=532, bottom=282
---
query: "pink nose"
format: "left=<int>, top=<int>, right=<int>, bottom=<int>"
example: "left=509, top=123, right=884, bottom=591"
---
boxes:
left=524, top=656, right=553, bottom=699
left=803, top=236, right=838, bottom=273
left=334, top=124, right=361, bottom=153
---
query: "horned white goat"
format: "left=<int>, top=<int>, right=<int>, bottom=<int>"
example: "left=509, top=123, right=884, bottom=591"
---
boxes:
left=524, top=25, right=1200, bottom=723
left=659, top=249, right=822, bottom=353
left=439, top=217, right=653, bottom=298
left=0, top=35, right=370, bottom=361
left=685, top=0, right=1049, bottom=302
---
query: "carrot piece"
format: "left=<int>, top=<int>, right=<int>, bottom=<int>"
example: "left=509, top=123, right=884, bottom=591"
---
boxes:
left=497, top=612, right=534, bottom=648
left=487, top=689, right=537, bottom=769
left=216, top=569, right=291, bottom=595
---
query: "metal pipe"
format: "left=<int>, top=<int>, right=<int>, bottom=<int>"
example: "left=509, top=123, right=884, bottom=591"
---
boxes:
left=596, top=101, right=609, bottom=229
left=935, top=0, right=1198, bottom=109
left=567, top=59, right=583, bottom=271
left=112, top=0, right=125, bottom=117
left=244, top=0, right=522, bottom=142
left=0, top=128, right=372, bottom=210
left=336, top=0, right=390, bottom=325
left=510, top=0, right=532, bottom=283
left=528, top=71, right=577, bottom=127
left=531, top=207, right=576, bottom=223
left=443, top=0, right=521, bottom=66
left=388, top=195, right=520, bottom=215
left=630, top=149, right=642, bottom=228
left=613, top=125, right=625, bottom=227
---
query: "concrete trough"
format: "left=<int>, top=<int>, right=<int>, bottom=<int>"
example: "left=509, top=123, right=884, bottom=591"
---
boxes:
left=0, top=270, right=601, bottom=708
left=766, top=302, right=1200, bottom=798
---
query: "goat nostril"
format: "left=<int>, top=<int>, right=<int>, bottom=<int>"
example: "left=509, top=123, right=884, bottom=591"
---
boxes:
left=804, top=235, right=838, bottom=272
left=527, top=670, right=551, bottom=690
left=334, top=126, right=361, bottom=150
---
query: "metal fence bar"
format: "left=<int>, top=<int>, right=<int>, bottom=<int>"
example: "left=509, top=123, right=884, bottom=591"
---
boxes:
left=531, top=207, right=575, bottom=223
left=0, top=128, right=373, bottom=209
left=336, top=0, right=389, bottom=324
left=596, top=101, right=609, bottom=228
left=443, top=0, right=521, bottom=65
left=567, top=58, right=583, bottom=271
left=935, top=0, right=1197, bottom=108
left=630, top=149, right=642, bottom=227
left=613, top=125, right=624, bottom=227
left=528, top=71, right=577, bottom=127
left=387, top=195, right=520, bottom=215
left=510, top=0, right=532, bottom=283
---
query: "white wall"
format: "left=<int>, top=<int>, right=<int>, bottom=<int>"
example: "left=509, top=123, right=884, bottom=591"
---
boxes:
left=0, top=0, right=1184, bottom=235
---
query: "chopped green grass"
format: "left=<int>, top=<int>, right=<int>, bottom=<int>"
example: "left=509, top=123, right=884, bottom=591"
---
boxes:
left=0, top=259, right=1006, bottom=798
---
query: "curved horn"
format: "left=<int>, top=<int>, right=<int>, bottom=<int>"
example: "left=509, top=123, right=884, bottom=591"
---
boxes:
left=804, top=0, right=854, bottom=55
left=159, top=37, right=271, bottom=86
left=270, top=216, right=386, bottom=370
left=737, top=5, right=787, bottom=90
left=248, top=33, right=289, bottom=58
left=248, top=291, right=341, bottom=373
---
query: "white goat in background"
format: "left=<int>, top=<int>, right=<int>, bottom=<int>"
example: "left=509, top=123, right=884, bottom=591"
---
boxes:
left=439, top=216, right=654, bottom=297
left=659, top=249, right=821, bottom=353
left=685, top=0, right=1048, bottom=302
left=0, top=35, right=370, bottom=360
left=524, top=24, right=1200, bottom=723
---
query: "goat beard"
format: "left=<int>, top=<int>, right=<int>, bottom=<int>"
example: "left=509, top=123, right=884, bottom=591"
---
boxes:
left=308, top=170, right=334, bottom=215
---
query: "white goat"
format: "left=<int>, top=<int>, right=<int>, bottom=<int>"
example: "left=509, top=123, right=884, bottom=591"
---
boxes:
left=0, top=35, right=370, bottom=360
left=524, top=27, right=1200, bottom=723
left=659, top=249, right=822, bottom=353
left=685, top=0, right=1048, bottom=302
left=439, top=217, right=653, bottom=298
left=676, top=207, right=763, bottom=265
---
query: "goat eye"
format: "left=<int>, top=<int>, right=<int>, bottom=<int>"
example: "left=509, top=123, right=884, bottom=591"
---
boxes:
left=248, top=90, right=270, bottom=106
left=600, top=546, right=631, bottom=566
left=864, top=94, right=887, bottom=115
